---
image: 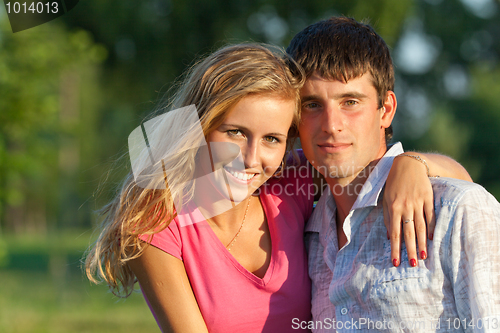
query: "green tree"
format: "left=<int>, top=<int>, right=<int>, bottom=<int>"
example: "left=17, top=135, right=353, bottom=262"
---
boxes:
left=396, top=0, right=500, bottom=198
left=0, top=15, right=106, bottom=233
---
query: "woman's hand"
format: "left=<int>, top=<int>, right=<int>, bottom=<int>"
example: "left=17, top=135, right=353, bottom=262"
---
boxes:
left=384, top=154, right=434, bottom=267
left=384, top=152, right=472, bottom=267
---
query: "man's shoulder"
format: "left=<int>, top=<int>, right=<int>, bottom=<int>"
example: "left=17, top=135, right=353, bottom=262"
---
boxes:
left=430, top=177, right=499, bottom=209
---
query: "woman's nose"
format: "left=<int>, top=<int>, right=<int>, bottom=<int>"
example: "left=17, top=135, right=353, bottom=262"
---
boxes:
left=241, top=140, right=260, bottom=168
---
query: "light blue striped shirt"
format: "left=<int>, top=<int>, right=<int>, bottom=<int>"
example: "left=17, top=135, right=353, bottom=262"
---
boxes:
left=305, top=143, right=500, bottom=332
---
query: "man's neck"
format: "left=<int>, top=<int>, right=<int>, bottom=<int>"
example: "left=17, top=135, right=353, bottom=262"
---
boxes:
left=328, top=142, right=389, bottom=221
left=330, top=174, right=368, bottom=223
left=327, top=156, right=384, bottom=248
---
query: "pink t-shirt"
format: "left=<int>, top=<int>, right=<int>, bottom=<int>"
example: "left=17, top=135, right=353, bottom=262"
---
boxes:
left=143, top=171, right=314, bottom=332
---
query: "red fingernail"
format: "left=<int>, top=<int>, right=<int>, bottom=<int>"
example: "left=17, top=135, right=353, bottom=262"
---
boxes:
left=420, top=251, right=427, bottom=260
left=393, top=259, right=399, bottom=267
left=410, top=259, right=417, bottom=267
left=429, top=233, right=433, bottom=240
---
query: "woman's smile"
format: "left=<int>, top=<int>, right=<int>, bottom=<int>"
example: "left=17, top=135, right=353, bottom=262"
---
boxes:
left=204, top=93, right=296, bottom=199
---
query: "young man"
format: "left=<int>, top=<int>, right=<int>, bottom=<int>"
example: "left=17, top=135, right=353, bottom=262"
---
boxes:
left=287, top=17, right=500, bottom=332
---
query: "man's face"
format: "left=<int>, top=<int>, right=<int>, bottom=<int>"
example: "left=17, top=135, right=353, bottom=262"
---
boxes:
left=299, top=72, right=395, bottom=186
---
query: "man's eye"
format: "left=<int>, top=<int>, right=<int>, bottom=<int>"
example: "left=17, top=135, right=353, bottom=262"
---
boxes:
left=345, top=100, right=357, bottom=106
left=303, top=102, right=320, bottom=109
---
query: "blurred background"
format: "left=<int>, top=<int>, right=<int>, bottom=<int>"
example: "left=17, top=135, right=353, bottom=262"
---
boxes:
left=1, top=0, right=499, bottom=331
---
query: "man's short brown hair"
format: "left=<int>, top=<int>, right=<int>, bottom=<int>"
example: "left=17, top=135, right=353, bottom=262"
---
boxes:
left=287, top=16, right=394, bottom=142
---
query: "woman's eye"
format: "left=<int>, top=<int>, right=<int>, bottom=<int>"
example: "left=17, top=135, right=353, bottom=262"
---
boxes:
left=227, top=129, right=242, bottom=136
left=264, top=136, right=279, bottom=144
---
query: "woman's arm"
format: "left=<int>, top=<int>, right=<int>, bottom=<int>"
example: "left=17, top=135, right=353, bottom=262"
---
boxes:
left=384, top=152, right=472, bottom=267
left=413, top=152, right=472, bottom=180
left=128, top=244, right=209, bottom=333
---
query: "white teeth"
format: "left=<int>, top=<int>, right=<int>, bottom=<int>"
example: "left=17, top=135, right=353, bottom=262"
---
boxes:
left=225, top=168, right=255, bottom=181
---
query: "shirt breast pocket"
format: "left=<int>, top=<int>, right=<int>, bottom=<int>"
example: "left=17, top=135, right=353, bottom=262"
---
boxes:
left=369, top=267, right=433, bottom=306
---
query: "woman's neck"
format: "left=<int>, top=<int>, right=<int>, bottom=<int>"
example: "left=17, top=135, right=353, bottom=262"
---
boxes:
left=208, top=196, right=254, bottom=231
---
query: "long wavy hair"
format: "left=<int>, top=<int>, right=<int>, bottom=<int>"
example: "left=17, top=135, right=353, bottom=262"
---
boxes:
left=84, top=43, right=305, bottom=296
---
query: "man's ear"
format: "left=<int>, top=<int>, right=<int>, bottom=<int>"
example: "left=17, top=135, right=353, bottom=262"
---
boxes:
left=380, top=91, right=397, bottom=128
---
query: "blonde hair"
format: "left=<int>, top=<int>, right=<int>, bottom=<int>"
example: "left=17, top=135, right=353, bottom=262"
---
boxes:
left=85, top=43, right=305, bottom=296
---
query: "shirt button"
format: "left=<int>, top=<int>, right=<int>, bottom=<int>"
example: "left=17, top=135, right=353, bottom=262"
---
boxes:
left=341, top=307, right=348, bottom=315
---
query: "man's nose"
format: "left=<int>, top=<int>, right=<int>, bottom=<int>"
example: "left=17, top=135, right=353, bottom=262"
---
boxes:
left=322, top=105, right=344, bottom=133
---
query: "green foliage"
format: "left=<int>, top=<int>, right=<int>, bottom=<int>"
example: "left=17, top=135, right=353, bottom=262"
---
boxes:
left=396, top=0, right=500, bottom=199
left=347, top=0, right=414, bottom=46
left=0, top=14, right=106, bottom=231
left=0, top=238, right=7, bottom=267
left=422, top=108, right=471, bottom=160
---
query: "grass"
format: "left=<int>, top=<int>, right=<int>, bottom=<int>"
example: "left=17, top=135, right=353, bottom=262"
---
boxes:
left=0, top=230, right=160, bottom=333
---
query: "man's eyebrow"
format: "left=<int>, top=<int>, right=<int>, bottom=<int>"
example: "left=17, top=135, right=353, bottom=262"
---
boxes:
left=337, top=92, right=368, bottom=99
left=301, top=92, right=368, bottom=103
left=300, top=95, right=322, bottom=103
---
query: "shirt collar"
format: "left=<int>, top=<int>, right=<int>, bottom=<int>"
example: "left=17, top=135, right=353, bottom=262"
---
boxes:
left=305, top=142, right=404, bottom=233
left=350, top=142, right=404, bottom=210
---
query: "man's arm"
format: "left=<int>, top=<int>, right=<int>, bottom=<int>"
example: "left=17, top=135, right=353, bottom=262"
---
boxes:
left=449, top=184, right=500, bottom=332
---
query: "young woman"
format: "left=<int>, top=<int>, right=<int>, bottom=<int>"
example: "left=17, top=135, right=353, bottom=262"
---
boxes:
left=85, top=43, right=471, bottom=333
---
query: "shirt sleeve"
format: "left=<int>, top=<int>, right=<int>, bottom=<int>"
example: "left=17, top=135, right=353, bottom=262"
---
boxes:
left=139, top=219, right=183, bottom=260
left=448, top=184, right=500, bottom=331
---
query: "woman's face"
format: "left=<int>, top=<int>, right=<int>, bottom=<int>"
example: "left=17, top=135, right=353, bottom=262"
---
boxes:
left=200, top=94, right=296, bottom=202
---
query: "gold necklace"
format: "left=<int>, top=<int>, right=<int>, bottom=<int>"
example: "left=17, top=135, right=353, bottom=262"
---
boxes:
left=226, top=197, right=252, bottom=251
